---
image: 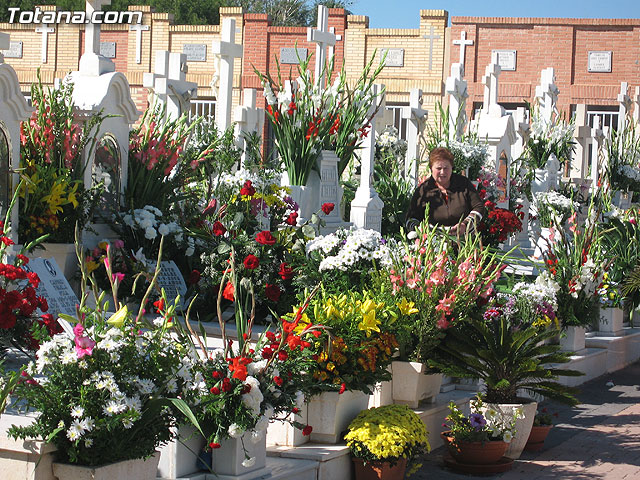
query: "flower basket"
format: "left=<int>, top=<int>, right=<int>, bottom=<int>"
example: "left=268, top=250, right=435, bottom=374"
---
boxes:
left=524, top=425, right=552, bottom=452
left=440, top=431, right=507, bottom=465
left=391, top=361, right=442, bottom=408
left=52, top=454, right=160, bottom=480
left=485, top=401, right=537, bottom=460
left=307, top=390, right=370, bottom=444
left=352, top=457, right=407, bottom=480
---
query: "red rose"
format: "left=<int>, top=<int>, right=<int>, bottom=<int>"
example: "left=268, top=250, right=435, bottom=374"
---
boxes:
left=209, top=442, right=221, bottom=449
left=302, top=425, right=313, bottom=436
left=223, top=282, right=235, bottom=301
left=285, top=212, right=298, bottom=226
left=277, top=350, right=288, bottom=361
left=212, top=221, right=226, bottom=236
left=221, top=377, right=233, bottom=392
left=17, top=254, right=29, bottom=265
left=240, top=180, right=256, bottom=197
left=255, top=231, right=276, bottom=246
left=278, top=262, right=294, bottom=280
left=212, top=371, right=222, bottom=379
left=264, top=283, right=281, bottom=302
left=321, top=203, right=335, bottom=215
left=189, top=269, right=201, bottom=285
left=243, top=254, right=260, bottom=270
left=210, top=387, right=221, bottom=395
left=273, top=376, right=283, bottom=386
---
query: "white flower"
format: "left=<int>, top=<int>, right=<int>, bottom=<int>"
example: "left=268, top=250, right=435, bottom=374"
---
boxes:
left=103, top=400, right=124, bottom=416
left=250, top=429, right=264, bottom=444
left=58, top=420, right=65, bottom=429
left=242, top=457, right=256, bottom=468
left=122, top=417, right=134, bottom=429
left=61, top=350, right=78, bottom=365
left=228, top=423, right=244, bottom=438
left=85, top=438, right=93, bottom=448
left=66, top=420, right=86, bottom=441
left=144, top=226, right=157, bottom=240
left=503, top=430, right=513, bottom=443
left=71, top=405, right=84, bottom=418
left=137, top=378, right=156, bottom=395
left=80, top=417, right=95, bottom=432
left=158, top=223, right=170, bottom=236
left=185, top=247, right=195, bottom=256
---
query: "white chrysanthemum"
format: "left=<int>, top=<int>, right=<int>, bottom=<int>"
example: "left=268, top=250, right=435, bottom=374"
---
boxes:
left=144, top=226, right=157, bottom=240
left=80, top=417, right=95, bottom=432
left=228, top=423, right=244, bottom=438
left=137, top=378, right=155, bottom=395
left=71, top=405, right=84, bottom=418
left=67, top=420, right=85, bottom=441
left=103, top=400, right=124, bottom=416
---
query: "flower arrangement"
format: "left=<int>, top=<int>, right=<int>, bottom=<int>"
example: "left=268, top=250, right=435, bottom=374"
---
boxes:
left=375, top=126, right=407, bottom=165
left=478, top=200, right=523, bottom=247
left=533, top=191, right=578, bottom=228
left=604, top=123, right=640, bottom=194
left=444, top=395, right=521, bottom=444
left=345, top=404, right=429, bottom=474
left=476, top=165, right=506, bottom=204
left=18, top=75, right=106, bottom=243
left=287, top=289, right=400, bottom=395
left=524, top=104, right=574, bottom=170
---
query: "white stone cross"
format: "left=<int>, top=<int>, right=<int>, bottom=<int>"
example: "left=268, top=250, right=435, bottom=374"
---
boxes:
left=482, top=52, right=502, bottom=117
left=590, top=115, right=605, bottom=188
left=535, top=67, right=559, bottom=126
left=633, top=86, right=640, bottom=125
left=143, top=51, right=197, bottom=121
left=453, top=30, right=473, bottom=69
left=79, top=0, right=115, bottom=76
left=617, top=81, right=631, bottom=134
left=422, top=25, right=441, bottom=71
left=570, top=104, right=591, bottom=179
left=35, top=23, right=54, bottom=63
left=328, top=27, right=342, bottom=64
left=307, top=5, right=337, bottom=89
left=0, top=32, right=8, bottom=62
left=212, top=17, right=243, bottom=133
left=233, top=88, right=264, bottom=166
left=402, top=89, right=428, bottom=186
left=511, top=106, right=530, bottom=162
left=130, top=23, right=150, bottom=65
left=445, top=62, right=468, bottom=141
left=350, top=84, right=385, bottom=231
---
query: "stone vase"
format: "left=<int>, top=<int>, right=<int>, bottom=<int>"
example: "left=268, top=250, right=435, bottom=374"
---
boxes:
left=559, top=326, right=586, bottom=352
left=281, top=169, right=320, bottom=225
left=266, top=404, right=310, bottom=447
left=307, top=390, right=370, bottom=443
left=211, top=431, right=267, bottom=478
left=391, top=361, right=442, bottom=408
left=52, top=455, right=159, bottom=480
left=531, top=168, right=549, bottom=195
left=598, top=307, right=624, bottom=335
left=157, top=424, right=206, bottom=479
left=485, top=400, right=538, bottom=460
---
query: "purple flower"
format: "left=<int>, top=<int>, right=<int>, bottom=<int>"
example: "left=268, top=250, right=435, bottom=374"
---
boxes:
left=469, top=413, right=487, bottom=430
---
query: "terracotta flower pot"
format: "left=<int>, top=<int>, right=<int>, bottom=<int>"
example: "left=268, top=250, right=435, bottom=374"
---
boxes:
left=525, top=425, right=552, bottom=451
left=352, top=456, right=407, bottom=480
left=440, top=432, right=507, bottom=465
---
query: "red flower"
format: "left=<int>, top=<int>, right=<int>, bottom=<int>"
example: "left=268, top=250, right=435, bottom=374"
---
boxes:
left=261, top=347, right=273, bottom=359
left=210, top=386, right=221, bottom=395
left=212, top=221, right=226, bottom=236
left=223, top=282, right=235, bottom=301
left=292, top=407, right=300, bottom=414
left=240, top=180, right=256, bottom=197
left=16, top=254, right=29, bottom=265
left=221, top=377, right=233, bottom=392
left=189, top=269, right=201, bottom=285
left=243, top=254, right=260, bottom=270
left=265, top=283, right=281, bottom=302
left=278, top=262, right=294, bottom=280
left=209, top=442, right=221, bottom=449
left=273, top=376, right=283, bottom=386
left=255, top=231, right=277, bottom=246
left=277, top=350, right=288, bottom=361
left=229, top=357, right=252, bottom=381
left=153, top=298, right=165, bottom=313
left=321, top=203, right=335, bottom=215
left=212, top=371, right=222, bottom=379
left=287, top=101, right=297, bottom=115
left=338, top=383, right=347, bottom=394
left=285, top=212, right=298, bottom=226
left=302, top=425, right=313, bottom=436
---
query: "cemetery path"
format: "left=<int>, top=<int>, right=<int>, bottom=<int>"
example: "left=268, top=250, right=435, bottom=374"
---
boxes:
left=414, top=361, right=640, bottom=480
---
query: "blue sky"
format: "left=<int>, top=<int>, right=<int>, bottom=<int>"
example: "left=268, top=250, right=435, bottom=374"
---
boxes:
left=350, top=0, right=640, bottom=29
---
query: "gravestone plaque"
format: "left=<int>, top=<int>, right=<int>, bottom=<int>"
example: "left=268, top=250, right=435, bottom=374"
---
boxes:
left=157, top=261, right=187, bottom=304
left=588, top=51, right=612, bottom=73
left=280, top=47, right=308, bottom=64
left=100, top=41, right=116, bottom=59
left=492, top=49, right=516, bottom=71
left=2, top=41, right=23, bottom=58
left=183, top=44, right=207, bottom=62
left=380, top=48, right=404, bottom=67
left=23, top=258, right=79, bottom=317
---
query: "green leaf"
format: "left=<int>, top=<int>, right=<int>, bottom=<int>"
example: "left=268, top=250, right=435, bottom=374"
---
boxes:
left=311, top=213, right=319, bottom=225
left=58, top=314, right=78, bottom=324
left=217, top=243, right=231, bottom=254
left=302, top=225, right=316, bottom=238
left=169, top=398, right=205, bottom=438
left=46, top=426, right=64, bottom=443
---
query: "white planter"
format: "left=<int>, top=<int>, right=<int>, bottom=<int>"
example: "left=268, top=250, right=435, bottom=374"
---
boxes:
left=485, top=401, right=537, bottom=460
left=531, top=168, right=549, bottom=195
left=559, top=326, right=586, bottom=352
left=368, top=365, right=393, bottom=408
left=52, top=454, right=159, bottom=480
left=307, top=390, right=370, bottom=444
left=281, top=170, right=320, bottom=225
left=211, top=431, right=267, bottom=478
left=266, top=404, right=309, bottom=447
left=598, top=307, right=624, bottom=335
left=157, top=425, right=206, bottom=479
left=533, top=226, right=553, bottom=259
left=391, top=361, right=442, bottom=408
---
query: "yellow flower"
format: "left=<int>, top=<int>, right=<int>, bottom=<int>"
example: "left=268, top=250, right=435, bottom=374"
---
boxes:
left=397, top=297, right=419, bottom=316
left=42, top=180, right=68, bottom=214
left=107, top=305, right=129, bottom=327
left=85, top=260, right=99, bottom=274
left=67, top=182, right=79, bottom=208
left=98, top=241, right=109, bottom=250
left=358, top=309, right=380, bottom=337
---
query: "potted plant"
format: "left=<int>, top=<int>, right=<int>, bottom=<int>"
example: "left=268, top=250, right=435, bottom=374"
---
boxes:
left=2, top=239, right=197, bottom=479
left=525, top=408, right=557, bottom=451
left=429, top=277, right=582, bottom=459
left=441, top=395, right=519, bottom=471
left=345, top=404, right=429, bottom=480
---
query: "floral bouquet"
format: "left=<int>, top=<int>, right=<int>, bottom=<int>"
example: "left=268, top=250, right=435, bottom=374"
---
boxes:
left=345, top=404, right=429, bottom=475
left=18, top=75, right=106, bottom=243
left=478, top=200, right=523, bottom=247
left=598, top=273, right=623, bottom=308
left=533, top=191, right=578, bottom=228
left=604, top=123, right=640, bottom=194
left=476, top=165, right=506, bottom=204
left=524, top=104, right=574, bottom=170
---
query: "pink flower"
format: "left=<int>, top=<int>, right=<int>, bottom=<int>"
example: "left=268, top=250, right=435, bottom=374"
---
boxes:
left=75, top=336, right=96, bottom=358
left=114, top=239, right=125, bottom=249
left=437, top=316, right=451, bottom=329
left=73, top=323, right=84, bottom=337
left=112, top=272, right=125, bottom=283
left=630, top=218, right=637, bottom=225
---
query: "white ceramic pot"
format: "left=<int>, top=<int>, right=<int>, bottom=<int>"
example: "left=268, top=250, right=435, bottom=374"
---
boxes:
left=211, top=431, right=267, bottom=477
left=266, top=404, right=309, bottom=447
left=559, top=326, right=586, bottom=352
left=52, top=454, right=159, bottom=480
left=485, top=401, right=538, bottom=460
left=598, top=307, right=624, bottom=335
left=157, top=425, right=206, bottom=479
left=391, top=361, right=443, bottom=408
left=307, top=390, right=370, bottom=443
left=281, top=170, right=320, bottom=224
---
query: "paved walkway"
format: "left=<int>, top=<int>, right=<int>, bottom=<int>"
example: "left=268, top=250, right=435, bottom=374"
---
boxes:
left=414, top=361, right=640, bottom=479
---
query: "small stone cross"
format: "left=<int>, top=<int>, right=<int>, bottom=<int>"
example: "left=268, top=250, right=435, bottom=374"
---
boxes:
left=535, top=68, right=559, bottom=126
left=445, top=63, right=468, bottom=141
left=482, top=52, right=502, bottom=117
left=234, top=88, right=264, bottom=166
left=307, top=5, right=337, bottom=89
left=35, top=23, right=54, bottom=63
left=130, top=23, right=150, bottom=65
left=212, top=17, right=243, bottom=132
left=633, top=86, right=640, bottom=125
left=402, top=89, right=428, bottom=186
left=617, top=81, right=631, bottom=134
left=453, top=30, right=473, bottom=69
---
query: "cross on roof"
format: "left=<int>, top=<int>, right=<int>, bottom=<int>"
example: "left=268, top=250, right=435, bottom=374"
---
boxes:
left=422, top=25, right=441, bottom=71
left=85, top=0, right=111, bottom=56
left=35, top=23, right=54, bottom=63
left=212, top=17, right=243, bottom=132
left=453, top=30, right=473, bottom=68
left=130, top=23, right=150, bottom=65
left=307, top=5, right=337, bottom=89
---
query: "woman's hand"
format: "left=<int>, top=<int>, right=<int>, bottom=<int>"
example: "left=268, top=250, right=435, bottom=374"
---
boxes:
left=449, top=221, right=467, bottom=235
